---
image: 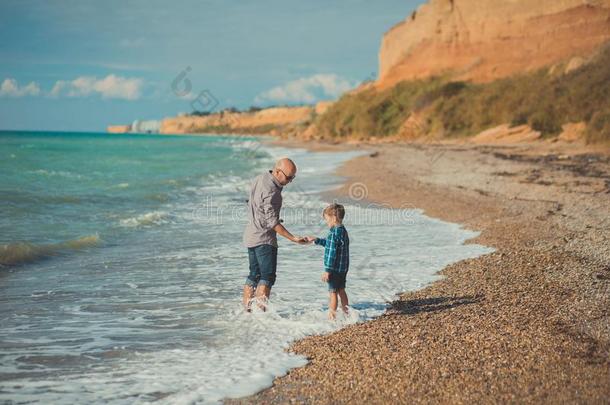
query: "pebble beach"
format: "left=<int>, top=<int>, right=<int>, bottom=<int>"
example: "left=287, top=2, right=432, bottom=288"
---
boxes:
left=228, top=139, right=610, bottom=404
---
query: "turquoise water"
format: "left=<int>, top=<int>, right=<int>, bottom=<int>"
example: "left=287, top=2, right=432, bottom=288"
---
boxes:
left=0, top=131, right=494, bottom=404
left=1, top=131, right=256, bottom=255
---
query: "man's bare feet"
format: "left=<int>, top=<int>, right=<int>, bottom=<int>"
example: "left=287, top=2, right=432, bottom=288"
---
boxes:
left=242, top=285, right=255, bottom=312
left=255, top=284, right=271, bottom=312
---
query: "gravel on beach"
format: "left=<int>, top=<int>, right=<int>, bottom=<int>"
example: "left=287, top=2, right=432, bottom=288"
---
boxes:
left=228, top=141, right=610, bottom=404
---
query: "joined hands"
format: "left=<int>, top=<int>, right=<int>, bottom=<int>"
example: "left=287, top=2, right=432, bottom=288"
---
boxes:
left=294, top=236, right=316, bottom=245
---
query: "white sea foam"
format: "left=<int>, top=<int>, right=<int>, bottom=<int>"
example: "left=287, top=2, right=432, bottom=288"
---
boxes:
left=119, top=211, right=171, bottom=227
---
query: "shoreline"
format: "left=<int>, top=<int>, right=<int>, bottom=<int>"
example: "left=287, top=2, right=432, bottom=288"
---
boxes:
left=228, top=138, right=610, bottom=403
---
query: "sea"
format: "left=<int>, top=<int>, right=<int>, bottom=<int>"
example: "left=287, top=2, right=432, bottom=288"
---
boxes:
left=0, top=131, right=494, bottom=404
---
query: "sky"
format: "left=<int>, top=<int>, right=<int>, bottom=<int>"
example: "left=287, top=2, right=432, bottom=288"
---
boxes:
left=0, top=0, right=422, bottom=132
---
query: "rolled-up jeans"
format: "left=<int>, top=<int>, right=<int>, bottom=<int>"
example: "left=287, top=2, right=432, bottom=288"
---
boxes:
left=245, top=244, right=278, bottom=288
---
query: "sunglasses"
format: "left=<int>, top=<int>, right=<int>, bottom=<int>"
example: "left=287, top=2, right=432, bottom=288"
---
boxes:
left=277, top=168, right=295, bottom=181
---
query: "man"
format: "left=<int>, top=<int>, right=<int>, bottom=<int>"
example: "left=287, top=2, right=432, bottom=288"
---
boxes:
left=242, top=157, right=307, bottom=311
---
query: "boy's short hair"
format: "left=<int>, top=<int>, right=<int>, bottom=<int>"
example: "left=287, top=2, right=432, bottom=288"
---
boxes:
left=323, top=203, right=345, bottom=221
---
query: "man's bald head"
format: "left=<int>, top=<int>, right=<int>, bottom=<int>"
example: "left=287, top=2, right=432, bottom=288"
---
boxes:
left=273, top=158, right=297, bottom=185
left=275, top=158, right=296, bottom=173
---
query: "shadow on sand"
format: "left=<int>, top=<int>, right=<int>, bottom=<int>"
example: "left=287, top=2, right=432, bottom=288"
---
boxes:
left=387, top=295, right=483, bottom=316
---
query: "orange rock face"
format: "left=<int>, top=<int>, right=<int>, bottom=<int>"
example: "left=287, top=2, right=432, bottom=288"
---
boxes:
left=106, top=125, right=130, bottom=133
left=470, top=124, right=541, bottom=144
left=159, top=106, right=313, bottom=134
left=377, top=0, right=610, bottom=89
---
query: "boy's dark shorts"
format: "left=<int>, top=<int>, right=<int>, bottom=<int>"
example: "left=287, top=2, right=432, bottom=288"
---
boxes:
left=327, top=271, right=347, bottom=292
left=245, top=244, right=278, bottom=288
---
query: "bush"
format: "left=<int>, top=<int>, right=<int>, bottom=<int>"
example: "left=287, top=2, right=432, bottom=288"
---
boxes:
left=529, top=107, right=563, bottom=136
left=587, top=110, right=610, bottom=143
left=316, top=78, right=447, bottom=138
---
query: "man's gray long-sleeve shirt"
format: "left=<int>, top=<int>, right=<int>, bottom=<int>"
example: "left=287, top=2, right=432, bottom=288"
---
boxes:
left=243, top=170, right=283, bottom=248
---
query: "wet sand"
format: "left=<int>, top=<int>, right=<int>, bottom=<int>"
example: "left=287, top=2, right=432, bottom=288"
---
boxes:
left=228, top=140, right=610, bottom=404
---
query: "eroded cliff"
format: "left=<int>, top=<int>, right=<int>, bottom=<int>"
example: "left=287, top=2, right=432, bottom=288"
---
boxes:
left=378, top=0, right=610, bottom=88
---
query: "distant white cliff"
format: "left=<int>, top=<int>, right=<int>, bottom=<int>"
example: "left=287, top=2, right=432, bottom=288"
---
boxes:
left=130, top=120, right=161, bottom=133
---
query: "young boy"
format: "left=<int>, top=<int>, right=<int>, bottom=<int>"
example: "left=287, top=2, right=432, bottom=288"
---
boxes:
left=306, top=203, right=350, bottom=320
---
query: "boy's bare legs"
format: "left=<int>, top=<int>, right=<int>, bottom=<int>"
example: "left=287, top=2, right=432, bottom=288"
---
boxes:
left=328, top=292, right=338, bottom=320
left=338, top=288, right=349, bottom=315
left=242, top=285, right=255, bottom=312
left=255, top=284, right=271, bottom=311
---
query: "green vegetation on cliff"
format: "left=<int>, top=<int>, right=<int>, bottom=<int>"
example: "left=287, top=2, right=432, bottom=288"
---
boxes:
left=316, top=45, right=610, bottom=143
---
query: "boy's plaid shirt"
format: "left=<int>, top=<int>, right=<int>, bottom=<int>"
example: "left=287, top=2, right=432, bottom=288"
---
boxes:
left=314, top=224, right=349, bottom=273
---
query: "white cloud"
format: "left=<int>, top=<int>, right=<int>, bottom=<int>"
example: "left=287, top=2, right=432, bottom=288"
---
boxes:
left=49, top=81, right=66, bottom=97
left=254, top=73, right=356, bottom=105
left=0, top=78, right=41, bottom=97
left=50, top=74, right=143, bottom=100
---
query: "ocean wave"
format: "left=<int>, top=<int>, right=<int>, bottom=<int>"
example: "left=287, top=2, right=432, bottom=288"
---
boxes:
left=27, top=169, right=86, bottom=180
left=119, top=211, right=170, bottom=227
left=229, top=139, right=262, bottom=150
left=228, top=138, right=270, bottom=160
left=0, top=234, right=101, bottom=267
